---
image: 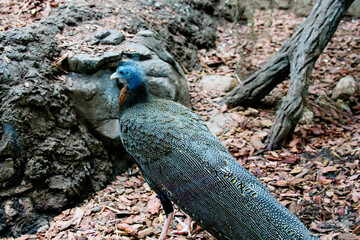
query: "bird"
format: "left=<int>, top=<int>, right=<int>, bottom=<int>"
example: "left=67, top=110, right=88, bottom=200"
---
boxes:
left=110, top=61, right=319, bottom=240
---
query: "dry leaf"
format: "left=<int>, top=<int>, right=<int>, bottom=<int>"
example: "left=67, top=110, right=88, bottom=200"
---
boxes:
left=147, top=196, right=161, bottom=215
left=275, top=181, right=289, bottom=187
left=250, top=135, right=264, bottom=150
left=322, top=166, right=337, bottom=174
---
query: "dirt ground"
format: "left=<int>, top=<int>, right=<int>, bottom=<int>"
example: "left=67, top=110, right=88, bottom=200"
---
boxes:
left=1, top=0, right=359, bottom=239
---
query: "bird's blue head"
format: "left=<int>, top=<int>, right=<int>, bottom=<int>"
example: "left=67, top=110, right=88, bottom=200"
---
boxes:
left=110, top=61, right=149, bottom=109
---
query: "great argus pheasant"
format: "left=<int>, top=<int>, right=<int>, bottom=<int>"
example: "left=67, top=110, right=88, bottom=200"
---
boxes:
left=110, top=61, right=319, bottom=240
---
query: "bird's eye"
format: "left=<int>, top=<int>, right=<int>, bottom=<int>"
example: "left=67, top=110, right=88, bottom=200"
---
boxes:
left=119, top=71, right=124, bottom=75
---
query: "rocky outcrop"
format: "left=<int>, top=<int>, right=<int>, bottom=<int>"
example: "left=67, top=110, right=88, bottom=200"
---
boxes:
left=117, top=0, right=230, bottom=70
left=0, top=2, right=193, bottom=235
left=0, top=6, right=115, bottom=237
left=0, top=0, right=232, bottom=236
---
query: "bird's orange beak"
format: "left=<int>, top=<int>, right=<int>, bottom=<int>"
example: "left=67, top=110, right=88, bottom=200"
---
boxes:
left=110, top=72, right=119, bottom=80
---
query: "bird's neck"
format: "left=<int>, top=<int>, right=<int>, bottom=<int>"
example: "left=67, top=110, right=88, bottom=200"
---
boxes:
left=119, top=82, right=149, bottom=110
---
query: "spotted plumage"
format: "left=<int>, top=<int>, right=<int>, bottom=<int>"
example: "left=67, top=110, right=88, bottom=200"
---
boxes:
left=110, top=61, right=319, bottom=240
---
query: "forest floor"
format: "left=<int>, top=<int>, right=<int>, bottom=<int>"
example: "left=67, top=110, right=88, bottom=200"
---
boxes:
left=1, top=0, right=359, bottom=240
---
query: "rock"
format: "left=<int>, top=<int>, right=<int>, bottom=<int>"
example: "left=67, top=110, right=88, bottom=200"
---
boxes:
left=25, top=156, right=49, bottom=181
left=66, top=69, right=121, bottom=124
left=67, top=30, right=190, bottom=149
left=293, top=0, right=360, bottom=17
left=243, top=107, right=259, bottom=116
left=68, top=54, right=105, bottom=73
left=299, top=107, right=314, bottom=124
left=48, top=175, right=72, bottom=190
left=331, top=75, right=356, bottom=100
left=137, top=30, right=157, bottom=38
left=68, top=51, right=122, bottom=74
left=205, top=110, right=232, bottom=135
left=0, top=158, right=16, bottom=187
left=101, top=51, right=125, bottom=68
left=154, top=2, right=162, bottom=9
left=347, top=0, right=360, bottom=17
left=100, top=30, right=125, bottom=45
left=200, top=75, right=238, bottom=92
left=121, top=42, right=153, bottom=60
left=141, top=58, right=189, bottom=106
left=92, top=29, right=125, bottom=45
left=111, top=0, right=229, bottom=69
left=94, top=29, right=112, bottom=39
left=134, top=33, right=176, bottom=66
left=19, top=197, right=34, bottom=216
left=294, top=1, right=313, bottom=17
left=95, top=119, right=122, bottom=142
left=276, top=0, right=291, bottom=9
left=260, top=119, right=273, bottom=128
left=32, top=191, right=68, bottom=211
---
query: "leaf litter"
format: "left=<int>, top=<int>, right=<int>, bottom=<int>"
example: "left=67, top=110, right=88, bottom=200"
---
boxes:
left=1, top=1, right=359, bottom=240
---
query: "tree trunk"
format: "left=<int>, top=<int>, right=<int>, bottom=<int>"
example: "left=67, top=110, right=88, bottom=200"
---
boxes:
left=220, top=0, right=355, bottom=150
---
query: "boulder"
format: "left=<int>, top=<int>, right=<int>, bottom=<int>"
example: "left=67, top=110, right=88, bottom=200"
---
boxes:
left=200, top=75, right=238, bottom=92
left=331, top=75, right=356, bottom=100
left=67, top=31, right=191, bottom=146
left=66, top=69, right=123, bottom=146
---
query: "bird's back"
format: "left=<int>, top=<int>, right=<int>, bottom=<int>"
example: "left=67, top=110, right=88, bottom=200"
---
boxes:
left=120, top=96, right=317, bottom=240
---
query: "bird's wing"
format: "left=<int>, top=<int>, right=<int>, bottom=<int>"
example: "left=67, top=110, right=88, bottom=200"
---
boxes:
left=154, top=131, right=313, bottom=240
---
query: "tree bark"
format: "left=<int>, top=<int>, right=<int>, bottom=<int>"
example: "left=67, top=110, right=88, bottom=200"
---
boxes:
left=220, top=0, right=355, bottom=150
